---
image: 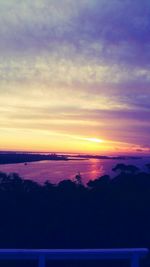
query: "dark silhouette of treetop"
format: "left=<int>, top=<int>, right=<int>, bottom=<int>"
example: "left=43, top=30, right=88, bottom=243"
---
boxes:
left=75, top=172, right=83, bottom=185
left=112, top=163, right=139, bottom=174
left=0, top=164, right=150, bottom=266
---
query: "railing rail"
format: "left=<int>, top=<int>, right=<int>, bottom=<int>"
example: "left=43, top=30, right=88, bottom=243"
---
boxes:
left=0, top=248, right=148, bottom=267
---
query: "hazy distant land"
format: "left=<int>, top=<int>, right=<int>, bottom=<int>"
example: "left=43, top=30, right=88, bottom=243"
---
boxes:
left=0, top=152, right=69, bottom=165
left=0, top=152, right=142, bottom=165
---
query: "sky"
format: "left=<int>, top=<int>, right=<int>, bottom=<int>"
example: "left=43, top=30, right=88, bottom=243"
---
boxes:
left=0, top=0, right=150, bottom=154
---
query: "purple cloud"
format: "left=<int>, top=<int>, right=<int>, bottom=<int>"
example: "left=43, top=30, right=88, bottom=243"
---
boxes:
left=0, top=0, right=150, bottom=152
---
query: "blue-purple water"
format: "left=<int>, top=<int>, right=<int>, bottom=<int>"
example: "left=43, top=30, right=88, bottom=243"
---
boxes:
left=0, top=157, right=149, bottom=185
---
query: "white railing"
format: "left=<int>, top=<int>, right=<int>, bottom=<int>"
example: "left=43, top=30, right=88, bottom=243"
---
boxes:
left=0, top=248, right=148, bottom=267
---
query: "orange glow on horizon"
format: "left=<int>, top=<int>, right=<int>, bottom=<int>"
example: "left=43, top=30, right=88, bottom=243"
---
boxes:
left=0, top=127, right=147, bottom=155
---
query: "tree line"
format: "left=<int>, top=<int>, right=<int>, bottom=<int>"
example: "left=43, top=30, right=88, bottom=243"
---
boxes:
left=0, top=163, right=150, bottom=266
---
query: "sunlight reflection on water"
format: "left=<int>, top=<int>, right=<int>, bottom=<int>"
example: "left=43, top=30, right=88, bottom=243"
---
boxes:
left=0, top=158, right=149, bottom=185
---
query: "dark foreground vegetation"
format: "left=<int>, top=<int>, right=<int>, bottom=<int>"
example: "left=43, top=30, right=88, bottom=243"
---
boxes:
left=0, top=163, right=150, bottom=266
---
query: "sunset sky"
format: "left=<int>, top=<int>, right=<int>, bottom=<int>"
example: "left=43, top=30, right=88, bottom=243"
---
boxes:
left=0, top=0, right=150, bottom=154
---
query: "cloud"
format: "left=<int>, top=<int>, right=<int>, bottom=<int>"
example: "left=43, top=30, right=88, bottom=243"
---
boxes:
left=0, top=0, right=150, bottom=65
left=0, top=0, right=150, bottom=152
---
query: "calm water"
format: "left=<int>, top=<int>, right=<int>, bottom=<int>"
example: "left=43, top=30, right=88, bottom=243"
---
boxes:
left=0, top=158, right=149, bottom=185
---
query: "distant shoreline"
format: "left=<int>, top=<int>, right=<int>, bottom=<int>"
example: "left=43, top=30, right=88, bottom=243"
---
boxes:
left=0, top=152, right=142, bottom=165
left=0, top=153, right=69, bottom=165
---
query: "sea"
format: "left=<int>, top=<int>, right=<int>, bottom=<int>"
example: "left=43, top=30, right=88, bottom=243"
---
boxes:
left=0, top=157, right=149, bottom=185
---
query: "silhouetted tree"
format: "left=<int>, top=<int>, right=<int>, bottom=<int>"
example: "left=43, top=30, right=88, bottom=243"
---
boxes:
left=0, top=166, right=150, bottom=267
left=112, top=163, right=127, bottom=174
left=112, top=164, right=139, bottom=175
left=87, top=175, right=110, bottom=188
left=75, top=172, right=83, bottom=185
left=126, top=164, right=139, bottom=174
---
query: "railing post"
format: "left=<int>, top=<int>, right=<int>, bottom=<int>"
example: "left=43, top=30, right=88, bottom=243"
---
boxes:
left=38, top=254, right=46, bottom=267
left=131, top=254, right=139, bottom=267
